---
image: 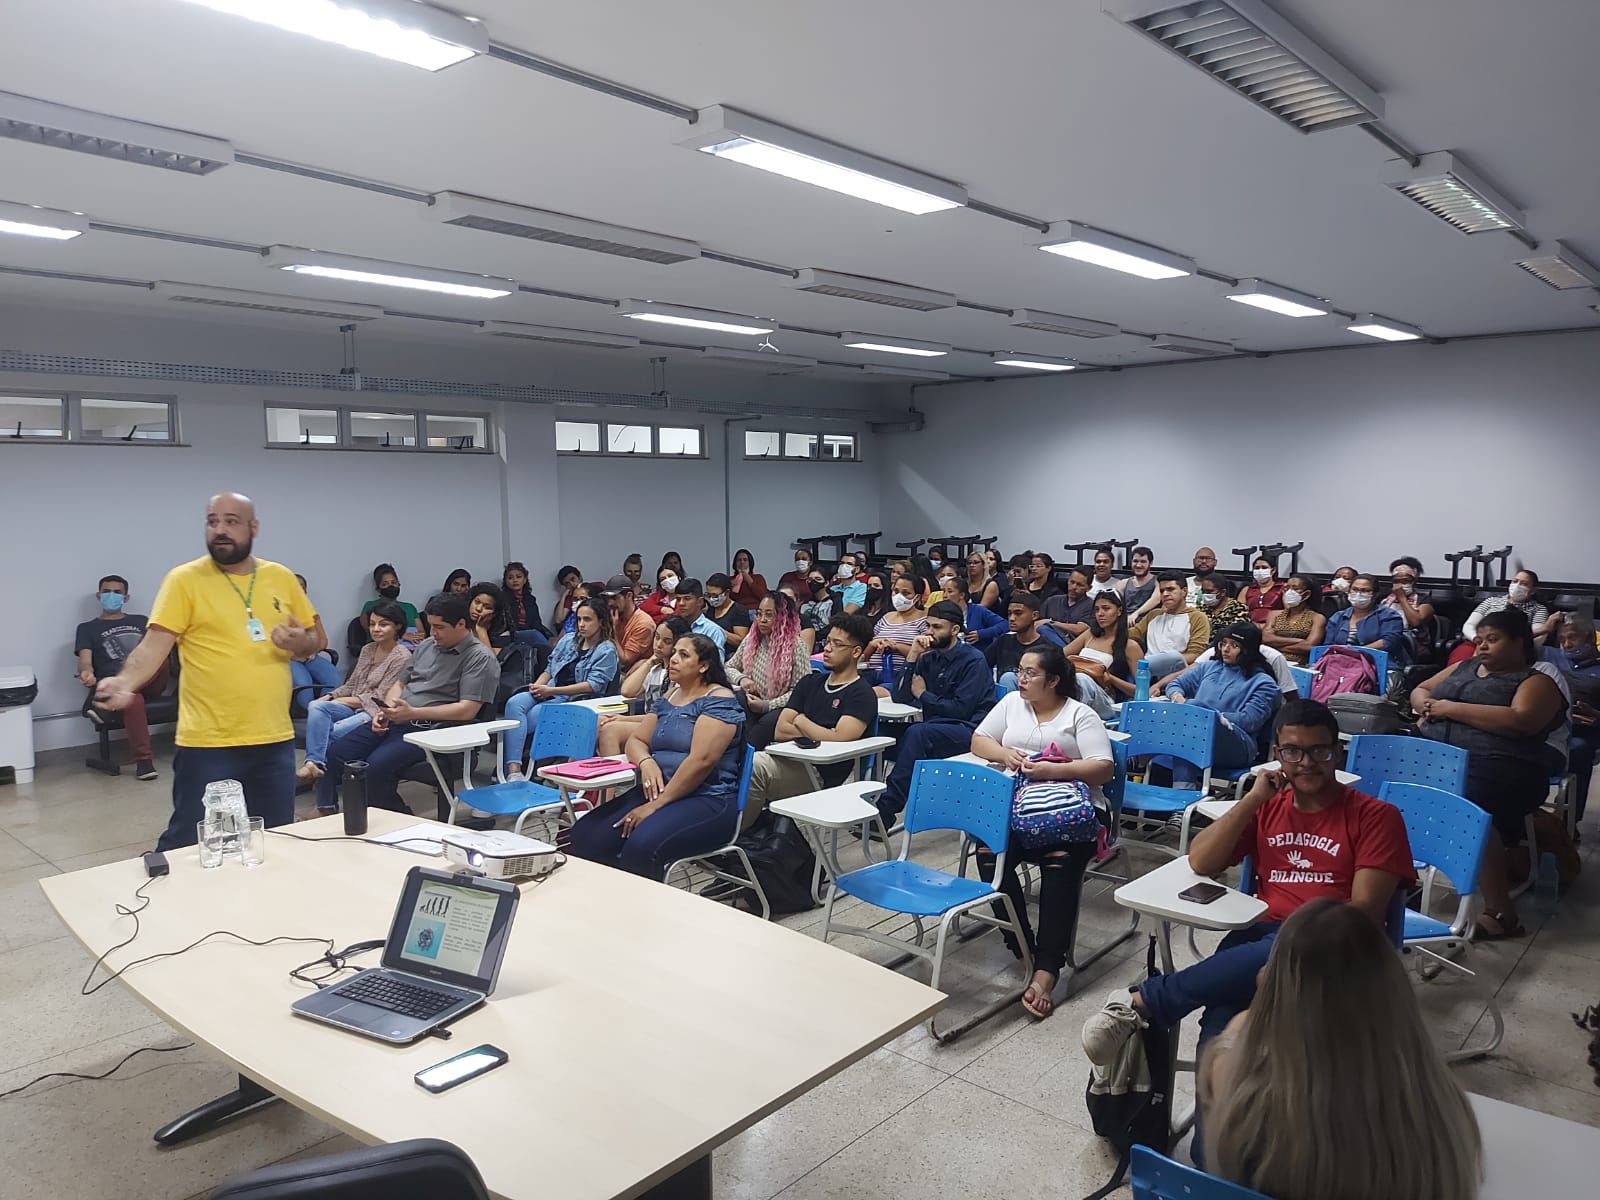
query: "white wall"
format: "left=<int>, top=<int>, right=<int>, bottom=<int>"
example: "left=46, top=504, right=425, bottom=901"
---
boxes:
left=879, top=331, right=1600, bottom=582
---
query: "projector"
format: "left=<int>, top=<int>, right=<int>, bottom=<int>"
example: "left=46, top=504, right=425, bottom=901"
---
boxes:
left=439, top=828, right=561, bottom=882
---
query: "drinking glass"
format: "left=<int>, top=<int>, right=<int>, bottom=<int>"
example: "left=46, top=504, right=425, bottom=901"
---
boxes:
left=240, top=817, right=267, bottom=867
left=197, top=821, right=226, bottom=869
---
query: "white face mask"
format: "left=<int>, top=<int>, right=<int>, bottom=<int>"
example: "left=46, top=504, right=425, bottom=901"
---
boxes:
left=891, top=592, right=915, bottom=613
left=1508, top=583, right=1530, bottom=603
left=795, top=557, right=809, bottom=570
left=661, top=574, right=678, bottom=594
left=1332, top=577, right=1351, bottom=591
left=837, top=562, right=855, bottom=580
left=1252, top=568, right=1272, bottom=584
left=1200, top=593, right=1219, bottom=609
left=1349, top=590, right=1373, bottom=609
left=1283, top=589, right=1304, bottom=607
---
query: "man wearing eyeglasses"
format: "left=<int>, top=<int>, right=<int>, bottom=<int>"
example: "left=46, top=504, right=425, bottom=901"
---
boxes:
left=1083, top=699, right=1414, bottom=1069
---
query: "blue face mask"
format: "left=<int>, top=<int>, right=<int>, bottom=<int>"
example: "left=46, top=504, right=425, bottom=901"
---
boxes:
left=100, top=591, right=126, bottom=613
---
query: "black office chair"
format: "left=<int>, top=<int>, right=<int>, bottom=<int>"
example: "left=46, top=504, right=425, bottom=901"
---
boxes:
left=210, top=1138, right=488, bottom=1199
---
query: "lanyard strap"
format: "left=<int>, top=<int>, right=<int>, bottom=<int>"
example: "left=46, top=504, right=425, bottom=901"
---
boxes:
left=217, top=560, right=258, bottom=616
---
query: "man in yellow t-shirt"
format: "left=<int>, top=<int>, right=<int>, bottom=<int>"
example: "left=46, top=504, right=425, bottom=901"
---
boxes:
left=97, top=492, right=324, bottom=850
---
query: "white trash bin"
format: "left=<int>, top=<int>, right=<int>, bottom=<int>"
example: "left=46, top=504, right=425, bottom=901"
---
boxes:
left=0, top=667, right=37, bottom=785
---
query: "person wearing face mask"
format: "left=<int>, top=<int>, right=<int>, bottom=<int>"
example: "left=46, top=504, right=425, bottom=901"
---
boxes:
left=1243, top=557, right=1286, bottom=625
left=777, top=547, right=815, bottom=596
left=361, top=563, right=425, bottom=645
left=879, top=601, right=997, bottom=822
left=859, top=573, right=889, bottom=620
left=638, top=564, right=682, bottom=623
left=76, top=574, right=166, bottom=781
left=1261, top=575, right=1326, bottom=665
left=621, top=553, right=645, bottom=594
left=829, top=559, right=868, bottom=614
left=799, top=572, right=834, bottom=641
left=702, top=573, right=752, bottom=652
left=1322, top=574, right=1406, bottom=657
left=1199, top=574, right=1250, bottom=642
left=1383, top=556, right=1437, bottom=665
left=865, top=575, right=928, bottom=688
left=1322, top=565, right=1357, bottom=615
left=1461, top=569, right=1552, bottom=644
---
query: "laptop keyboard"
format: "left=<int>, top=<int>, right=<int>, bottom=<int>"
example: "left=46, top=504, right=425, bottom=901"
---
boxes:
left=337, top=972, right=464, bottom=1020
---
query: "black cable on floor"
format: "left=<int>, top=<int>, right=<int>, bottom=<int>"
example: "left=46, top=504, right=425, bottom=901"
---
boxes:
left=0, top=1042, right=194, bottom=1101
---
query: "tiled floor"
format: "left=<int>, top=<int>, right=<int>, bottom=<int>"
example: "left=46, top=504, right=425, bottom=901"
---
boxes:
left=3, top=745, right=1597, bottom=1200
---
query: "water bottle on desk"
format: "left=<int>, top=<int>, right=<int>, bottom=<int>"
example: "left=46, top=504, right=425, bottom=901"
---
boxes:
left=1134, top=659, right=1151, bottom=703
left=342, top=760, right=369, bottom=837
left=201, top=779, right=248, bottom=860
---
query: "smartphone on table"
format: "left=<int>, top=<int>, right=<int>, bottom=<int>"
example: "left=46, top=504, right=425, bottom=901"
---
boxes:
left=1178, top=881, right=1228, bottom=905
left=415, top=1043, right=509, bottom=1093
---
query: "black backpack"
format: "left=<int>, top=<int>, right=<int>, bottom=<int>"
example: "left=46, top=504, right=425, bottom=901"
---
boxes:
left=707, top=812, right=819, bottom=916
left=1082, top=937, right=1177, bottom=1199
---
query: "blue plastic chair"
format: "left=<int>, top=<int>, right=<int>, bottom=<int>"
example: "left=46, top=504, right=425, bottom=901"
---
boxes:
left=664, top=745, right=769, bottom=920
left=822, top=760, right=1032, bottom=1042
left=1308, top=643, right=1389, bottom=692
left=1289, top=665, right=1314, bottom=696
left=1131, top=1145, right=1269, bottom=1199
left=1379, top=781, right=1504, bottom=1061
left=451, top=703, right=600, bottom=833
left=1118, top=701, right=1217, bottom=853
left=1346, top=735, right=1467, bottom=796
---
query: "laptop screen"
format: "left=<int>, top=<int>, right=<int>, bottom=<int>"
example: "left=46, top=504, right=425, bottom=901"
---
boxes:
left=382, top=867, right=519, bottom=993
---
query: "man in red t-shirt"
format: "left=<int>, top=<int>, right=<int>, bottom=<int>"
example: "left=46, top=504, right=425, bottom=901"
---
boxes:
left=1098, top=699, right=1415, bottom=1052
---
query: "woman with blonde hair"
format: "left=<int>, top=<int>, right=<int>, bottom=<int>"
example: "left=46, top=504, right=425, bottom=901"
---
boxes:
left=1203, top=897, right=1481, bottom=1199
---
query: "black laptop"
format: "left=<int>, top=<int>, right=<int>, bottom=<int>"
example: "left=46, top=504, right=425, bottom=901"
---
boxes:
left=292, top=866, right=519, bottom=1044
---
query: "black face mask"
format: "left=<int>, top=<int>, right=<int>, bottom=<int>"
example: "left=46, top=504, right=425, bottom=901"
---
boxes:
left=377, top=585, right=400, bottom=600
left=865, top=587, right=884, bottom=607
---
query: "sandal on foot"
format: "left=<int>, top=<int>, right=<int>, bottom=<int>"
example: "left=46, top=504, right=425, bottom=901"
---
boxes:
left=1474, top=908, right=1526, bottom=940
left=1021, top=975, right=1057, bottom=1019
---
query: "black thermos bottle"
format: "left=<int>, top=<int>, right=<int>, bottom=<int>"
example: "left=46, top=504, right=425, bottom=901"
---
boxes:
left=342, top=760, right=369, bottom=836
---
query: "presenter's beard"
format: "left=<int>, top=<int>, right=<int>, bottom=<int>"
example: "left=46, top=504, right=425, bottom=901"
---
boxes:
left=208, top=535, right=253, bottom=566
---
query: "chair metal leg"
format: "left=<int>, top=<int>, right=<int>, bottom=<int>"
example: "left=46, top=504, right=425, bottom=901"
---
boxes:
left=928, top=895, right=1032, bottom=1044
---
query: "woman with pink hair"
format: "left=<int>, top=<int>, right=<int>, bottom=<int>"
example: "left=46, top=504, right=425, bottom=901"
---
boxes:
left=725, top=592, right=812, bottom=740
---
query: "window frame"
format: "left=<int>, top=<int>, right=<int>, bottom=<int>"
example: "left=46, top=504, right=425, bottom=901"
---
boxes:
left=263, top=404, right=495, bottom=453
left=743, top=426, right=860, bottom=463
left=555, top=419, right=709, bottom=460
left=0, top=390, right=182, bottom=445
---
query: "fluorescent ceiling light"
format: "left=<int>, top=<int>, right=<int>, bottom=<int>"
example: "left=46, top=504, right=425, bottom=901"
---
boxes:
left=992, top=355, right=1077, bottom=372
left=1008, top=309, right=1120, bottom=338
left=0, top=199, right=86, bottom=240
left=0, top=90, right=233, bottom=174
left=154, top=281, right=385, bottom=321
left=1346, top=314, right=1422, bottom=342
left=1148, top=333, right=1233, bottom=356
left=427, top=192, right=700, bottom=264
left=1512, top=241, right=1600, bottom=291
left=1225, top=278, right=1328, bottom=318
left=1039, top=223, right=1194, bottom=279
left=787, top=268, right=955, bottom=311
left=617, top=300, right=775, bottom=335
left=860, top=364, right=950, bottom=381
left=170, top=0, right=487, bottom=71
left=261, top=246, right=514, bottom=298
left=1103, top=0, right=1383, bottom=133
left=1383, top=151, right=1525, bottom=235
left=839, top=333, right=950, bottom=358
left=699, top=347, right=818, bottom=369
left=681, top=105, right=967, bottom=216
left=480, top=321, right=639, bottom=349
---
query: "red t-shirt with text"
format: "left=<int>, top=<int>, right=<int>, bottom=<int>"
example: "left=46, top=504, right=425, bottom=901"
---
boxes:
left=1232, top=785, right=1416, bottom=923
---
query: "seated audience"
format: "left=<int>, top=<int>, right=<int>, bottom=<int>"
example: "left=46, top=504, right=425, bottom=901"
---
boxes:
left=1243, top=556, right=1286, bottom=624
left=983, top=548, right=1013, bottom=614
left=799, top=571, right=834, bottom=639
left=1163, top=623, right=1281, bottom=779
left=965, top=552, right=1002, bottom=613
left=911, top=554, right=943, bottom=605
left=866, top=575, right=928, bottom=685
left=598, top=617, right=693, bottom=757
left=728, top=548, right=768, bottom=609
left=725, top=592, right=810, bottom=724
left=1063, top=592, right=1141, bottom=701
left=704, top=573, right=753, bottom=652
left=602, top=575, right=657, bottom=669
left=970, top=646, right=1115, bottom=1019
left=1322, top=573, right=1405, bottom=656
left=466, top=582, right=512, bottom=650
left=1123, top=545, right=1159, bottom=620
left=550, top=564, right=584, bottom=634
left=1462, top=568, right=1552, bottom=642
left=1130, top=573, right=1211, bottom=678
left=1554, top=616, right=1600, bottom=822
left=442, top=568, right=472, bottom=595
left=776, top=546, right=814, bottom=596
left=659, top=550, right=686, bottom=579
left=925, top=545, right=949, bottom=575
left=621, top=552, right=645, bottom=593
left=557, top=580, right=596, bottom=641
left=1322, top=564, right=1356, bottom=614
left=362, top=562, right=424, bottom=644
left=318, top=593, right=500, bottom=814
left=75, top=573, right=166, bottom=780
left=829, top=559, right=867, bottom=614
left=298, top=599, right=411, bottom=800
left=1383, top=556, right=1437, bottom=663
left=1086, top=545, right=1122, bottom=600
left=638, top=563, right=682, bottom=622
left=1186, top=546, right=1218, bottom=606
left=1199, top=572, right=1250, bottom=642
left=746, top=613, right=877, bottom=824
left=569, top=634, right=744, bottom=880
left=1042, top=568, right=1094, bottom=640
left=940, top=573, right=1007, bottom=649
left=1260, top=575, right=1326, bottom=665
left=859, top=571, right=888, bottom=621
left=672, top=578, right=726, bottom=655
left=1181, top=639, right=1300, bottom=697
left=503, top=598, right=619, bottom=780
left=1083, top=699, right=1414, bottom=1119
left=1202, top=899, right=1481, bottom=1200
left=1412, top=607, right=1566, bottom=937
left=288, top=575, right=339, bottom=705
left=1026, top=552, right=1061, bottom=604
left=879, top=601, right=995, bottom=821
left=501, top=561, right=550, bottom=647
left=988, top=592, right=1062, bottom=684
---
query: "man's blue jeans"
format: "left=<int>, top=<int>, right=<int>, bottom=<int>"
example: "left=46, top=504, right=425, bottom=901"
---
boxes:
left=1138, top=921, right=1280, bottom=1047
left=157, top=740, right=296, bottom=851
left=317, top=722, right=429, bottom=814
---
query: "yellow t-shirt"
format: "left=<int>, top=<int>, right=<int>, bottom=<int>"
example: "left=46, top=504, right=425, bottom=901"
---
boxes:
left=149, top=555, right=317, bottom=748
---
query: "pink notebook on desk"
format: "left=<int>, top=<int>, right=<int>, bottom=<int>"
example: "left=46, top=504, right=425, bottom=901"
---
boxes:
left=544, top=756, right=636, bottom=781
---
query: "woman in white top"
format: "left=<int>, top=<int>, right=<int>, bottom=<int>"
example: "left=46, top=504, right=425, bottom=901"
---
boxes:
left=969, top=644, right=1115, bottom=1020
left=1062, top=592, right=1142, bottom=700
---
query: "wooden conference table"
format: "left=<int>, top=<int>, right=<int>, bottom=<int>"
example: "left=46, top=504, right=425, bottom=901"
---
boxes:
left=40, top=810, right=944, bottom=1199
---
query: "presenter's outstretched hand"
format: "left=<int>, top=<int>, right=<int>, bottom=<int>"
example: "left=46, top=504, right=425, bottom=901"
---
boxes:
left=271, top=612, right=310, bottom=653
left=94, top=676, right=134, bottom=711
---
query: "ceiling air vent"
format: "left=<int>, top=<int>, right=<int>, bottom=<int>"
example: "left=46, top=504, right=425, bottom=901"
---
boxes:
left=1007, top=309, right=1121, bottom=338
left=153, top=282, right=384, bottom=321
left=1103, top=1, right=1383, bottom=133
left=1384, top=152, right=1525, bottom=235
left=428, top=193, right=700, bottom=265
left=479, top=322, right=640, bottom=349
left=0, top=90, right=233, bottom=174
left=787, top=268, right=956, bottom=311
left=1148, top=334, right=1233, bottom=356
left=1512, top=242, right=1600, bottom=291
